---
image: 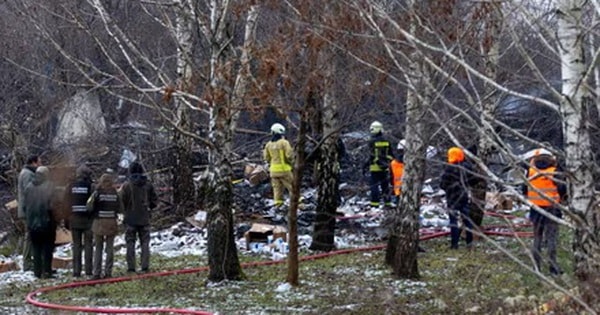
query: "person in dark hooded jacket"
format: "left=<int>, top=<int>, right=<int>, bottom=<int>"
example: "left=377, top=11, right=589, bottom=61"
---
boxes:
left=522, top=151, right=567, bottom=275
left=64, top=164, right=94, bottom=277
left=24, top=166, right=56, bottom=279
left=440, top=147, right=475, bottom=249
left=119, top=162, right=157, bottom=273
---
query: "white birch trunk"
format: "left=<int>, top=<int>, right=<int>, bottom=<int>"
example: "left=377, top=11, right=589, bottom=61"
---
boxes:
left=205, top=0, right=258, bottom=282
left=557, top=0, right=600, bottom=308
left=172, top=0, right=196, bottom=214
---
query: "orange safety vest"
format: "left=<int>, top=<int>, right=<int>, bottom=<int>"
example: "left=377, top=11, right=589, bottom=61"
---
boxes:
left=390, top=159, right=404, bottom=196
left=527, top=166, right=560, bottom=207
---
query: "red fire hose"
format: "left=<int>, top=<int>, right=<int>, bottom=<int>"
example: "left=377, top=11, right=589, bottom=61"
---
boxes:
left=26, top=212, right=532, bottom=314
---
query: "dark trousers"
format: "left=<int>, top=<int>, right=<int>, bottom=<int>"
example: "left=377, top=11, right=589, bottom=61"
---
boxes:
left=21, top=221, right=33, bottom=271
left=126, top=225, right=151, bottom=271
left=72, top=228, right=93, bottom=276
left=93, top=234, right=115, bottom=278
left=449, top=204, right=473, bottom=248
left=531, top=207, right=561, bottom=273
left=30, top=228, right=55, bottom=278
left=369, top=171, right=390, bottom=206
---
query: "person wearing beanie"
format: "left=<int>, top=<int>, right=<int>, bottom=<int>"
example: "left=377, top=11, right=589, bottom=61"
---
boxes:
left=23, top=166, right=56, bottom=278
left=440, top=147, right=475, bottom=249
left=64, top=164, right=95, bottom=277
left=120, top=162, right=157, bottom=273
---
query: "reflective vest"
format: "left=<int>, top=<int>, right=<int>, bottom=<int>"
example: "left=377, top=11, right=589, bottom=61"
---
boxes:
left=95, top=189, right=119, bottom=219
left=264, top=138, right=293, bottom=174
left=527, top=166, right=560, bottom=207
left=70, top=181, right=91, bottom=214
left=370, top=141, right=392, bottom=172
left=390, top=159, right=404, bottom=196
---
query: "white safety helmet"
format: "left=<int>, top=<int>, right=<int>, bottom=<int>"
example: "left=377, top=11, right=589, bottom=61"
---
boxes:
left=397, top=139, right=406, bottom=150
left=369, top=121, right=383, bottom=134
left=270, top=123, right=286, bottom=135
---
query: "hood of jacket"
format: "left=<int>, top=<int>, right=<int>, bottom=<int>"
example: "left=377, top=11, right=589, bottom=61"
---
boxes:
left=130, top=173, right=148, bottom=186
left=533, top=157, right=554, bottom=170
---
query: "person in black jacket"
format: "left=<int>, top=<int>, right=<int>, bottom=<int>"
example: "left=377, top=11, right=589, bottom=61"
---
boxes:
left=90, top=173, right=123, bottom=279
left=65, top=164, right=94, bottom=277
left=364, top=121, right=394, bottom=208
left=120, top=162, right=157, bottom=273
left=440, top=147, right=474, bottom=249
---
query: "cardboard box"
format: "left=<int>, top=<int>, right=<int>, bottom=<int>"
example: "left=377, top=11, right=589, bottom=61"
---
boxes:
left=52, top=256, right=72, bottom=269
left=55, top=227, right=72, bottom=245
left=485, top=192, right=515, bottom=211
left=245, top=163, right=269, bottom=186
left=4, top=199, right=17, bottom=211
left=244, top=223, right=287, bottom=250
left=0, top=261, right=18, bottom=273
left=186, top=210, right=207, bottom=228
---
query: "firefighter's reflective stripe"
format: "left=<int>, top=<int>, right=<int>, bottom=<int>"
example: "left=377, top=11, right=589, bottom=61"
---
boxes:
left=96, top=192, right=119, bottom=218
left=98, top=210, right=116, bottom=218
left=391, top=160, right=404, bottom=196
left=270, top=149, right=292, bottom=172
left=527, top=166, right=560, bottom=206
left=72, top=205, right=87, bottom=213
left=370, top=141, right=391, bottom=172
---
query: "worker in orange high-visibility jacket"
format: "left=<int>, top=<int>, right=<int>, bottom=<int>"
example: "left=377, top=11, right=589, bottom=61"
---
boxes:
left=522, top=150, right=567, bottom=275
left=390, top=139, right=406, bottom=205
left=263, top=123, right=294, bottom=207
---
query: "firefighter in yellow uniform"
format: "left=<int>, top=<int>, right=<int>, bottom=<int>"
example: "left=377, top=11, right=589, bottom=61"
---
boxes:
left=263, top=123, right=294, bottom=207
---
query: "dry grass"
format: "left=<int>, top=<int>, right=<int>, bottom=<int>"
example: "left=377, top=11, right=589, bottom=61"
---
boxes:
left=23, top=234, right=578, bottom=315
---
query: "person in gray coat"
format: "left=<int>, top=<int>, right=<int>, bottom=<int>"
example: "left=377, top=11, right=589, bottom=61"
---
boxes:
left=17, top=155, right=42, bottom=271
left=23, top=166, right=56, bottom=279
left=64, top=165, right=94, bottom=277
left=120, top=162, right=157, bottom=273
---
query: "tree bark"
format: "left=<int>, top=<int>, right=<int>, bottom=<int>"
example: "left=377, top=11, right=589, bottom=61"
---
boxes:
left=205, top=147, right=242, bottom=281
left=471, top=2, right=503, bottom=230
left=171, top=0, right=196, bottom=218
left=557, top=0, right=600, bottom=309
left=310, top=56, right=340, bottom=252
left=287, top=109, right=309, bottom=285
left=386, top=47, right=429, bottom=278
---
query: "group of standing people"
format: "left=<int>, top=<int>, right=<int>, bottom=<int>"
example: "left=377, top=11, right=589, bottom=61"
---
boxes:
left=17, top=157, right=157, bottom=280
left=364, top=121, right=566, bottom=274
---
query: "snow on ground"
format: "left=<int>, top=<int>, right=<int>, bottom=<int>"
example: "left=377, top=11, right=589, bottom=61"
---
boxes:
left=0, top=187, right=528, bottom=291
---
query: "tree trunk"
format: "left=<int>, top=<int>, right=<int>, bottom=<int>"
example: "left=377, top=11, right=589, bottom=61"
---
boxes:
left=557, top=0, right=600, bottom=310
left=205, top=148, right=242, bottom=281
left=172, top=0, right=196, bottom=218
left=287, top=111, right=308, bottom=285
left=310, top=56, right=340, bottom=252
left=386, top=46, right=429, bottom=278
left=204, top=0, right=245, bottom=282
left=472, top=2, right=503, bottom=230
